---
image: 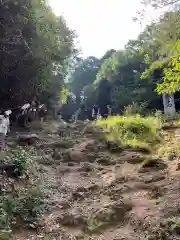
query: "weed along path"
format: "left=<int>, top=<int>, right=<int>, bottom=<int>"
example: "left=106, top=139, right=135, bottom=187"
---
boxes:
left=2, top=118, right=180, bottom=239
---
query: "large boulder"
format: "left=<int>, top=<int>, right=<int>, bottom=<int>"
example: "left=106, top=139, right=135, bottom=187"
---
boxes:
left=17, top=134, right=39, bottom=145
left=62, top=139, right=96, bottom=163
left=0, top=163, right=22, bottom=178
left=62, top=148, right=87, bottom=163
left=75, top=139, right=96, bottom=152
left=87, top=200, right=133, bottom=232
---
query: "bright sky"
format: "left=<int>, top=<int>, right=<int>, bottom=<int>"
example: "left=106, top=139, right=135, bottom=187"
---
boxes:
left=49, top=0, right=145, bottom=58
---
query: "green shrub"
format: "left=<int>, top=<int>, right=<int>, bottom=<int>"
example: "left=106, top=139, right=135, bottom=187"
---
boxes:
left=0, top=149, right=45, bottom=235
left=0, top=208, right=12, bottom=240
left=0, top=186, right=45, bottom=230
left=95, top=114, right=161, bottom=149
left=124, top=101, right=148, bottom=116
left=11, top=148, right=31, bottom=174
left=175, top=111, right=180, bottom=124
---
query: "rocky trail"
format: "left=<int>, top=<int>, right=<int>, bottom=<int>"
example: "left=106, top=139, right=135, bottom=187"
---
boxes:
left=3, top=121, right=180, bottom=239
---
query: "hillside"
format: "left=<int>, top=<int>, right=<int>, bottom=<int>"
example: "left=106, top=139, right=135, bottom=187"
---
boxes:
left=1, top=119, right=180, bottom=239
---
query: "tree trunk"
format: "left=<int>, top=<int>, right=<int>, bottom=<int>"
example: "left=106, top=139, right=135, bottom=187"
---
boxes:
left=162, top=93, right=176, bottom=119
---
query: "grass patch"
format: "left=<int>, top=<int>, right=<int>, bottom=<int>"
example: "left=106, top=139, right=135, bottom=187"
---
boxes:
left=0, top=147, right=46, bottom=239
left=157, top=130, right=180, bottom=159
left=2, top=148, right=32, bottom=178
left=0, top=184, right=45, bottom=239
left=2, top=186, right=44, bottom=224
left=95, top=114, right=161, bottom=149
left=169, top=218, right=180, bottom=235
left=86, top=201, right=132, bottom=233
left=158, top=143, right=180, bottom=159
left=11, top=148, right=32, bottom=174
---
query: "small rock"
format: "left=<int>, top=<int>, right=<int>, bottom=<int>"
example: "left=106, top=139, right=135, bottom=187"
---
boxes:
left=76, top=186, right=88, bottom=192
left=68, top=149, right=87, bottom=162
left=75, top=139, right=96, bottom=153
left=87, top=200, right=132, bottom=232
left=176, top=162, right=180, bottom=171
left=79, top=172, right=89, bottom=177
left=97, top=157, right=111, bottom=165
left=126, top=155, right=144, bottom=164
left=77, top=162, right=93, bottom=172
left=87, top=183, right=100, bottom=191
left=172, top=224, right=180, bottom=235
left=0, top=163, right=21, bottom=178
left=58, top=200, right=71, bottom=209
left=57, top=166, right=70, bottom=174
left=52, top=149, right=62, bottom=160
left=72, top=191, right=86, bottom=200
left=167, top=153, right=176, bottom=161
left=87, top=152, right=97, bottom=163
left=71, top=186, right=89, bottom=200
left=67, top=162, right=75, bottom=166
left=57, top=212, right=87, bottom=227
left=17, top=134, right=39, bottom=145
left=49, top=140, right=73, bottom=149
left=36, top=155, right=55, bottom=165
left=106, top=140, right=123, bottom=153
left=144, top=175, right=165, bottom=184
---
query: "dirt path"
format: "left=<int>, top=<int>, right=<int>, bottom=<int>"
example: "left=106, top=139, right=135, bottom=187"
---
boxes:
left=9, top=123, right=180, bottom=239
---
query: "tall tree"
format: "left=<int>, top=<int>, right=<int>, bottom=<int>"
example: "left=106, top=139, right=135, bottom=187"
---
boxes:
left=0, top=0, right=77, bottom=108
left=69, top=56, right=100, bottom=98
left=140, top=10, right=180, bottom=93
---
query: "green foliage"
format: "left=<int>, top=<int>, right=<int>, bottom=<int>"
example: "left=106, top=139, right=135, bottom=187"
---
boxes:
left=60, top=87, right=70, bottom=104
left=154, top=110, right=165, bottom=122
left=169, top=217, right=180, bottom=234
left=158, top=40, right=180, bottom=93
left=0, top=0, right=77, bottom=108
left=139, top=9, right=180, bottom=94
left=141, top=59, right=168, bottom=81
left=0, top=229, right=12, bottom=240
left=95, top=115, right=161, bottom=149
left=124, top=102, right=148, bottom=116
left=11, top=148, right=31, bottom=174
left=157, top=128, right=180, bottom=158
left=97, top=79, right=111, bottom=108
left=0, top=186, right=45, bottom=232
left=68, top=0, right=180, bottom=112
left=142, top=46, right=180, bottom=94
left=69, top=37, right=160, bottom=112
left=0, top=208, right=12, bottom=240
left=69, top=57, right=100, bottom=98
left=95, top=51, right=123, bottom=83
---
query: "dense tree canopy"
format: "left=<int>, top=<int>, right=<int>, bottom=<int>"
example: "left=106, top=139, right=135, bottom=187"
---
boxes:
left=67, top=0, right=180, bottom=114
left=139, top=2, right=180, bottom=94
left=0, top=0, right=77, bottom=109
left=69, top=56, right=101, bottom=98
left=69, top=35, right=161, bottom=112
left=2, top=0, right=180, bottom=117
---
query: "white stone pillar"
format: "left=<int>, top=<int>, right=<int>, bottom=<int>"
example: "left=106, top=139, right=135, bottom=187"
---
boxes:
left=162, top=93, right=176, bottom=119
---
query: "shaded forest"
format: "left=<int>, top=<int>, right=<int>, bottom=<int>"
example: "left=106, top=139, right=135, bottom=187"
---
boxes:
left=2, top=0, right=180, bottom=117
left=0, top=0, right=77, bottom=110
